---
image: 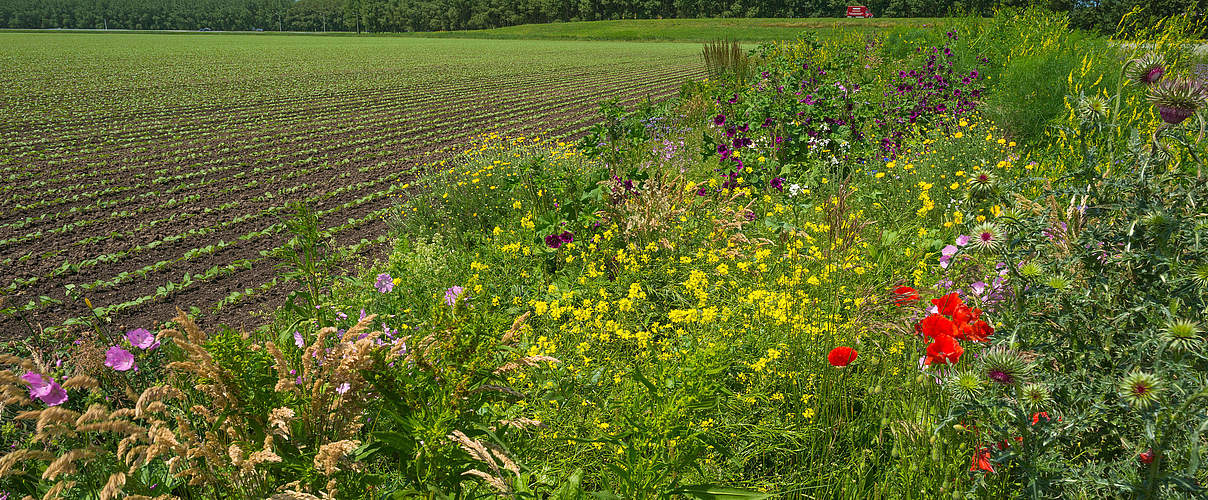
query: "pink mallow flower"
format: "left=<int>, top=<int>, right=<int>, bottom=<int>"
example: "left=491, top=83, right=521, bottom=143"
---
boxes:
left=444, top=286, right=465, bottom=306
left=375, top=273, right=394, bottom=293
left=125, top=328, right=159, bottom=350
left=105, top=346, right=137, bottom=372
left=21, top=372, right=68, bottom=406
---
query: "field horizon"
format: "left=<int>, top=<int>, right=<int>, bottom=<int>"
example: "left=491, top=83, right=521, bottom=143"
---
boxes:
left=0, top=17, right=945, bottom=42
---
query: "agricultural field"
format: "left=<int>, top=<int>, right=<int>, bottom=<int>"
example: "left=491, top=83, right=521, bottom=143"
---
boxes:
left=3, top=10, right=1208, bottom=500
left=0, top=33, right=705, bottom=336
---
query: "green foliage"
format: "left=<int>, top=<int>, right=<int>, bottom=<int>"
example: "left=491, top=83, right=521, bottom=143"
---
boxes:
left=983, top=49, right=1090, bottom=143
left=205, top=327, right=281, bottom=417
left=275, top=202, right=338, bottom=325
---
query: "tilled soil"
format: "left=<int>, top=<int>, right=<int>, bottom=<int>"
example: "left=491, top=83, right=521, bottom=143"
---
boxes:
left=0, top=56, right=705, bottom=338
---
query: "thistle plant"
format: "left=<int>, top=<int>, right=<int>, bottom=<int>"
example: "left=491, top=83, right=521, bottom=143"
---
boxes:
left=1147, top=76, right=1207, bottom=126
left=1124, top=53, right=1165, bottom=87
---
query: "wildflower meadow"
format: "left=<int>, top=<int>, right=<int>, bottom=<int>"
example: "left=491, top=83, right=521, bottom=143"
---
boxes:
left=2, top=8, right=1208, bottom=500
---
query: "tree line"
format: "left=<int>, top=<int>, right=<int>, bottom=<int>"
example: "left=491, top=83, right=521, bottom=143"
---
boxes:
left=0, top=0, right=1201, bottom=34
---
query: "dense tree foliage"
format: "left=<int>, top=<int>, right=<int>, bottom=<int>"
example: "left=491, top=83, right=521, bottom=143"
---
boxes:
left=0, top=0, right=1200, bottom=33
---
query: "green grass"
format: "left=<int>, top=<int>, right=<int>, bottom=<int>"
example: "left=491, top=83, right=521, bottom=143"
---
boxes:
left=2, top=17, right=946, bottom=43
left=396, top=17, right=945, bottom=42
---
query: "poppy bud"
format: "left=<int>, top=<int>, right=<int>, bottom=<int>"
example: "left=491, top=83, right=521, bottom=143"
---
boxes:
left=1139, top=449, right=1156, bottom=465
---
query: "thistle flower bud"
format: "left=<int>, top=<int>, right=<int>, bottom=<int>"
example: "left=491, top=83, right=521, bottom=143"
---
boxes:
left=1163, top=319, right=1201, bottom=352
left=969, top=222, right=1005, bottom=253
left=945, top=368, right=984, bottom=401
left=981, top=346, right=1031, bottom=387
left=967, top=171, right=997, bottom=200
left=1119, top=371, right=1162, bottom=409
left=1147, top=76, right=1207, bottom=125
left=1125, top=53, right=1165, bottom=86
left=1021, top=383, right=1052, bottom=410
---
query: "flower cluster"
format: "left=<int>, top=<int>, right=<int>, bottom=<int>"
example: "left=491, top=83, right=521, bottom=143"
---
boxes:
left=544, top=230, right=574, bottom=249
left=914, top=292, right=993, bottom=366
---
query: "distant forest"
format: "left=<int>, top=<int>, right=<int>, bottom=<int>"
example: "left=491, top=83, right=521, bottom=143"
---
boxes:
left=0, top=0, right=1201, bottom=33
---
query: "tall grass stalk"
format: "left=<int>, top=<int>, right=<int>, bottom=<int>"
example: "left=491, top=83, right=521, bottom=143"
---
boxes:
left=703, top=39, right=750, bottom=85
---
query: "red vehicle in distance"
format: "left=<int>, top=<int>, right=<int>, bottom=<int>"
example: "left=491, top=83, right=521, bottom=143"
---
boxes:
left=846, top=5, right=873, bottom=17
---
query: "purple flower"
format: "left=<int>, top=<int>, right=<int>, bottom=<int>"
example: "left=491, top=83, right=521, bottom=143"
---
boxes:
left=770, top=177, right=784, bottom=190
left=22, top=372, right=68, bottom=406
left=713, top=114, right=726, bottom=126
left=445, top=286, right=465, bottom=306
left=104, top=346, right=137, bottom=372
left=375, top=273, right=394, bottom=293
left=294, top=331, right=305, bottom=349
left=544, top=234, right=562, bottom=249
left=942, top=245, right=959, bottom=257
left=125, top=328, right=159, bottom=350
left=336, top=382, right=350, bottom=395
left=559, top=231, right=574, bottom=243
left=970, top=281, right=987, bottom=296
left=955, top=234, right=970, bottom=246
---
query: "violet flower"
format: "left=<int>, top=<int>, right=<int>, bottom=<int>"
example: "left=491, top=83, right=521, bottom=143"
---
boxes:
left=22, top=372, right=68, bottom=406
left=104, top=346, right=137, bottom=372
left=126, top=328, right=159, bottom=350
left=445, top=286, right=465, bottom=306
left=375, top=273, right=394, bottom=293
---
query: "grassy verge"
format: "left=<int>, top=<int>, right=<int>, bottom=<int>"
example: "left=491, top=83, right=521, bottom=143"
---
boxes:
left=1, top=17, right=947, bottom=42
left=393, top=17, right=947, bottom=42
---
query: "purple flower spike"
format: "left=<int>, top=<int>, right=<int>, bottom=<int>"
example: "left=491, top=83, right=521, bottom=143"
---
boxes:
left=559, top=231, right=574, bottom=243
left=375, top=273, right=394, bottom=293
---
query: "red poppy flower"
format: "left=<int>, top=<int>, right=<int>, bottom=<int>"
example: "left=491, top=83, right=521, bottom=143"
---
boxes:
left=966, top=320, right=994, bottom=342
left=932, top=292, right=965, bottom=316
left=970, top=447, right=995, bottom=473
left=952, top=305, right=973, bottom=325
left=892, top=286, right=921, bottom=306
left=925, top=334, right=963, bottom=365
left=918, top=314, right=957, bottom=339
left=1139, top=449, right=1155, bottom=465
left=827, top=346, right=858, bottom=367
left=1031, top=412, right=1050, bottom=425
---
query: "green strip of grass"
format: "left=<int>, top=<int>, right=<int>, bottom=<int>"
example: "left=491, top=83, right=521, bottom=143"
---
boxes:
left=397, top=17, right=948, bottom=42
left=1, top=17, right=950, bottom=42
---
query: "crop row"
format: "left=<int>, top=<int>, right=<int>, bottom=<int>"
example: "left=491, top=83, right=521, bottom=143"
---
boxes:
left=0, top=65, right=683, bottom=191
left=1, top=79, right=690, bottom=327
left=0, top=68, right=695, bottom=251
